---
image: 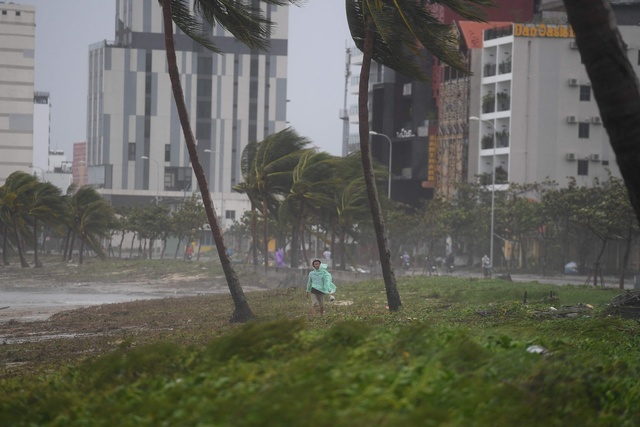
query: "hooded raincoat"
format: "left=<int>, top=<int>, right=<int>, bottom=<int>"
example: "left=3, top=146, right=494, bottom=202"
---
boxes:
left=306, top=263, right=336, bottom=294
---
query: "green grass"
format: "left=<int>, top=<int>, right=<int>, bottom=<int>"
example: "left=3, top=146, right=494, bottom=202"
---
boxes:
left=2, top=274, right=640, bottom=426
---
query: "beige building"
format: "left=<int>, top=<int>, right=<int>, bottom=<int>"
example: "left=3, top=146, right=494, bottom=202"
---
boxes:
left=0, top=2, right=35, bottom=184
left=469, top=21, right=639, bottom=189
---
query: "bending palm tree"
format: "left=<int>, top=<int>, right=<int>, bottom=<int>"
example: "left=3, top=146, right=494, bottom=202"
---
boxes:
left=27, top=181, right=65, bottom=268
left=346, top=0, right=489, bottom=311
left=160, top=0, right=299, bottom=321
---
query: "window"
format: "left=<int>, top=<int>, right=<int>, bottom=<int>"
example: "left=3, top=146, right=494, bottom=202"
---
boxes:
left=578, top=122, right=590, bottom=139
left=15, top=10, right=20, bottom=16
left=579, top=85, right=591, bottom=101
left=164, top=144, right=171, bottom=162
left=225, top=210, right=236, bottom=220
left=1, top=11, right=6, bottom=15
left=128, top=143, right=136, bottom=161
left=577, top=160, right=589, bottom=176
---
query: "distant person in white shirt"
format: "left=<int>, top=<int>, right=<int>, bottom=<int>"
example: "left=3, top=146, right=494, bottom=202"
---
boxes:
left=323, top=248, right=332, bottom=267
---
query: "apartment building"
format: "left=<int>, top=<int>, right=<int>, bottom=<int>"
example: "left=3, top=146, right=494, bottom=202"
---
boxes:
left=86, top=0, right=289, bottom=226
left=0, top=2, right=35, bottom=184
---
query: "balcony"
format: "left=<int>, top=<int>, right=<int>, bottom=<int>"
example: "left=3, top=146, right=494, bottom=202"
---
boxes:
left=480, top=130, right=510, bottom=149
left=483, top=63, right=497, bottom=77
left=496, top=92, right=510, bottom=112
left=482, top=94, right=495, bottom=114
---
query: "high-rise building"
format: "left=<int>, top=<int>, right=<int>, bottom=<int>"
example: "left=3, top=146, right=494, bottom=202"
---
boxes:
left=87, top=1, right=289, bottom=225
left=0, top=2, right=35, bottom=184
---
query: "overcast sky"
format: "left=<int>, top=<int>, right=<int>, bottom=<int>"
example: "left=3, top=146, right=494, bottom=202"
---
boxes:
left=19, top=0, right=352, bottom=157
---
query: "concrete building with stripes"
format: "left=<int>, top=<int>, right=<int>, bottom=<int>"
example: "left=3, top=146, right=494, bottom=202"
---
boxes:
left=86, top=0, right=289, bottom=226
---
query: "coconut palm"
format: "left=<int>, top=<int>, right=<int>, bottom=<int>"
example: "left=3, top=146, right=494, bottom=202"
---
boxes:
left=66, top=186, right=114, bottom=264
left=252, top=129, right=309, bottom=270
left=562, top=0, right=640, bottom=226
left=345, top=0, right=489, bottom=311
left=159, top=0, right=300, bottom=322
left=27, top=181, right=65, bottom=268
left=280, top=150, right=337, bottom=268
left=2, top=172, right=39, bottom=267
left=234, top=140, right=262, bottom=266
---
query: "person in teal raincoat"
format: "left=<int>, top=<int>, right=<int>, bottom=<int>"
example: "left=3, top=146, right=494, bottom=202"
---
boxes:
left=306, top=259, right=336, bottom=317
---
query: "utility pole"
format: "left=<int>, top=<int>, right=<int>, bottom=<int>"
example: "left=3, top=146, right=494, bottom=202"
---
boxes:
left=340, top=45, right=351, bottom=157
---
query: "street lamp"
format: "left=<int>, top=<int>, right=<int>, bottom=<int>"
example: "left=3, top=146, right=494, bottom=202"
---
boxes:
left=29, top=164, right=46, bottom=181
left=140, top=156, right=160, bottom=198
left=204, top=149, right=225, bottom=227
left=469, top=116, right=496, bottom=266
left=369, top=131, right=393, bottom=199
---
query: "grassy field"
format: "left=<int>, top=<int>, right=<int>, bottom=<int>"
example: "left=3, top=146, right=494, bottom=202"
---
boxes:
left=1, top=259, right=640, bottom=426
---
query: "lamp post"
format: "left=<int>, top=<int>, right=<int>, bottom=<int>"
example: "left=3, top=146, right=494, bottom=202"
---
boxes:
left=369, top=131, right=393, bottom=199
left=29, top=165, right=46, bottom=181
left=204, top=149, right=225, bottom=227
left=469, top=116, right=496, bottom=265
left=140, top=156, right=160, bottom=198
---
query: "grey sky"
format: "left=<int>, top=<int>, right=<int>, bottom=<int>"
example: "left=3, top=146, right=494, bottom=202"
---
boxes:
left=19, top=0, right=352, bottom=157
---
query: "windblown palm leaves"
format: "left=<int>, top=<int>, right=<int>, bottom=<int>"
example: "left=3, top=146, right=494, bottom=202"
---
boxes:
left=67, top=186, right=115, bottom=265
left=234, top=128, right=310, bottom=269
left=280, top=150, right=337, bottom=267
left=160, top=0, right=301, bottom=53
left=346, top=0, right=490, bottom=80
left=27, top=181, right=65, bottom=267
left=1, top=172, right=39, bottom=267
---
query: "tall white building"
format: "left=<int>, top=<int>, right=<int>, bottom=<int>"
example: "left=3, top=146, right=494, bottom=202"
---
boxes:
left=87, top=0, right=289, bottom=226
left=0, top=2, right=35, bottom=184
left=469, top=21, right=639, bottom=188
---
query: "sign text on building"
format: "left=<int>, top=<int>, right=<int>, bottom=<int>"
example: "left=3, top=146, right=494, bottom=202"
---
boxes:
left=514, top=23, right=575, bottom=38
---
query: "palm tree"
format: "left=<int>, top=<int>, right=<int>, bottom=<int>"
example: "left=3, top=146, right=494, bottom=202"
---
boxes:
left=234, top=140, right=262, bottom=266
left=280, top=150, right=336, bottom=268
left=345, top=0, right=489, bottom=311
left=251, top=128, right=309, bottom=270
left=563, top=0, right=640, bottom=226
left=27, top=181, right=65, bottom=268
left=67, top=187, right=114, bottom=264
left=2, top=172, right=39, bottom=268
left=159, top=0, right=299, bottom=322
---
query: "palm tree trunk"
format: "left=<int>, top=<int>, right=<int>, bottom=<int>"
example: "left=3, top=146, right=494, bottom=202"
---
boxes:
left=2, top=225, right=9, bottom=265
left=290, top=221, right=299, bottom=268
left=13, top=217, right=29, bottom=268
left=261, top=196, right=269, bottom=273
left=62, top=228, right=71, bottom=261
left=251, top=206, right=258, bottom=266
left=162, top=0, right=253, bottom=322
left=79, top=237, right=85, bottom=265
left=564, top=0, right=640, bottom=225
left=33, top=218, right=42, bottom=268
left=358, top=17, right=401, bottom=311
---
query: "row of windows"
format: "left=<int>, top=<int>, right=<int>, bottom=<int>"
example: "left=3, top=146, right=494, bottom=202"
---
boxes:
left=1, top=10, right=21, bottom=16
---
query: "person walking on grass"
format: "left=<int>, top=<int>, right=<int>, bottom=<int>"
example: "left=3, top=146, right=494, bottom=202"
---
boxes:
left=306, top=259, right=336, bottom=318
